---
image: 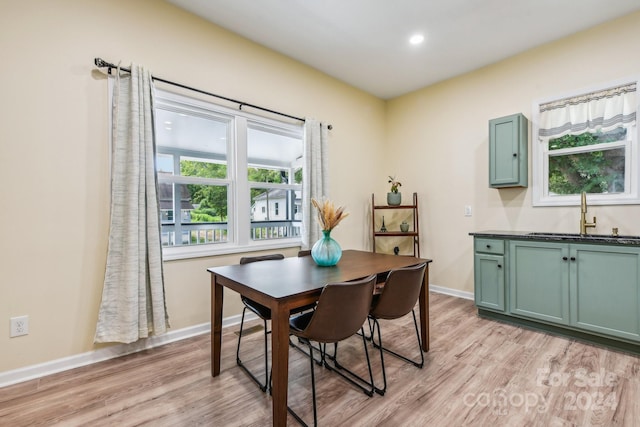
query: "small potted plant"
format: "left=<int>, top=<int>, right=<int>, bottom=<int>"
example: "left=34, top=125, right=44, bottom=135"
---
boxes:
left=387, top=175, right=402, bottom=206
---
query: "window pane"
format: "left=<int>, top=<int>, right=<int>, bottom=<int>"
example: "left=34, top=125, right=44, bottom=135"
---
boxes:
left=549, top=147, right=625, bottom=195
left=247, top=125, right=302, bottom=183
left=180, top=157, right=227, bottom=178
left=157, top=153, right=174, bottom=174
left=160, top=183, right=228, bottom=246
left=250, top=188, right=301, bottom=240
left=182, top=184, right=228, bottom=223
left=248, top=167, right=288, bottom=183
left=156, top=108, right=229, bottom=156
left=549, top=127, right=627, bottom=151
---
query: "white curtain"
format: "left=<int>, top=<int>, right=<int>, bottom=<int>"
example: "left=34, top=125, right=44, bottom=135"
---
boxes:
left=95, top=64, right=169, bottom=344
left=301, top=119, right=329, bottom=249
left=539, top=82, right=636, bottom=139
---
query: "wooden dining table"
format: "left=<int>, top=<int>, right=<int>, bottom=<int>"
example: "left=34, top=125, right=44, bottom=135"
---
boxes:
left=207, top=249, right=433, bottom=426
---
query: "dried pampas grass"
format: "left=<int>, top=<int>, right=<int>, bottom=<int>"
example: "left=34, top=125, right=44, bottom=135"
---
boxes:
left=311, top=198, right=349, bottom=231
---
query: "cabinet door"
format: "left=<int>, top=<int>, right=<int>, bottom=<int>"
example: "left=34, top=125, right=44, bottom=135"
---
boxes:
left=510, top=241, right=569, bottom=325
left=489, top=113, right=528, bottom=188
left=474, top=254, right=505, bottom=311
left=571, top=244, right=640, bottom=341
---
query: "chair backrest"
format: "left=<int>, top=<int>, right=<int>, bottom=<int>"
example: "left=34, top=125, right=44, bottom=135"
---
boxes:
left=370, top=263, right=427, bottom=320
left=299, top=274, right=376, bottom=343
left=239, top=254, right=285, bottom=265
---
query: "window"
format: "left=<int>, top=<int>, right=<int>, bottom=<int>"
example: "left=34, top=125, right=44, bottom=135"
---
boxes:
left=153, top=88, right=304, bottom=258
left=533, top=80, right=638, bottom=206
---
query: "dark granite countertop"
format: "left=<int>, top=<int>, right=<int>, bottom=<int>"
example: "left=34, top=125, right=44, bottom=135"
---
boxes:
left=469, top=230, right=640, bottom=246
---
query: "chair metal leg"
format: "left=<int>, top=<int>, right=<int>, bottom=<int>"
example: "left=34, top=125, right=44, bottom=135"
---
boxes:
left=287, top=339, right=317, bottom=427
left=372, top=317, right=387, bottom=395
left=235, top=307, right=246, bottom=361
left=289, top=337, right=323, bottom=366
left=287, top=332, right=375, bottom=426
left=263, top=318, right=270, bottom=391
left=323, top=327, right=375, bottom=397
left=370, top=309, right=424, bottom=395
left=310, top=343, right=318, bottom=427
left=236, top=307, right=269, bottom=392
left=355, top=317, right=374, bottom=341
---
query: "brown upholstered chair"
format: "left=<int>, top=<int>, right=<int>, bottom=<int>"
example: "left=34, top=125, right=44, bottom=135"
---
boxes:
left=236, top=254, right=315, bottom=392
left=236, top=254, right=285, bottom=392
left=368, top=262, right=427, bottom=395
left=287, top=274, right=377, bottom=427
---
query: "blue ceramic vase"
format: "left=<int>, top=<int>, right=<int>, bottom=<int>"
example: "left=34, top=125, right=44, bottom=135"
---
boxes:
left=311, top=230, right=342, bottom=266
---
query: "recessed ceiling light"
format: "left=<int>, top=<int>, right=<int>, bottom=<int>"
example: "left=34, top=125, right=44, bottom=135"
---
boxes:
left=409, top=34, right=425, bottom=45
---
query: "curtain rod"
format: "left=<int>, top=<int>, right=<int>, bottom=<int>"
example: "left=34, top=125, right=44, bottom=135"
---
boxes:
left=94, top=57, right=332, bottom=129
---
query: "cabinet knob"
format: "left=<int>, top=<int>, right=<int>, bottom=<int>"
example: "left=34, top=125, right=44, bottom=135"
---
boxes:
left=570, top=257, right=576, bottom=261
left=486, top=244, right=491, bottom=249
left=513, top=153, right=517, bottom=157
left=497, top=264, right=502, bottom=269
left=562, top=256, right=568, bottom=261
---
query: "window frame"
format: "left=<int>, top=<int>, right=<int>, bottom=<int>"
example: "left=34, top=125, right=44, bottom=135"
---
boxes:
left=532, top=77, right=639, bottom=207
left=152, top=88, right=304, bottom=260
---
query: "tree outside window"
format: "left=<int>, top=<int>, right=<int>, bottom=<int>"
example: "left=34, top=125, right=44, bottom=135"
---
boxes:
left=548, top=128, right=626, bottom=195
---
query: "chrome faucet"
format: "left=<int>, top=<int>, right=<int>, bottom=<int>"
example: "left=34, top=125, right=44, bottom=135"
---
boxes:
left=580, top=191, right=596, bottom=235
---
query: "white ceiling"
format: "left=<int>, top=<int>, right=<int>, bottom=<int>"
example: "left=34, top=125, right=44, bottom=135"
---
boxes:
left=167, top=0, right=640, bottom=99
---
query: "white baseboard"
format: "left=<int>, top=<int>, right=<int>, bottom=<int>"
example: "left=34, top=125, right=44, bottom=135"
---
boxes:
left=0, top=312, right=256, bottom=389
left=1, top=289, right=473, bottom=388
left=429, top=284, right=474, bottom=301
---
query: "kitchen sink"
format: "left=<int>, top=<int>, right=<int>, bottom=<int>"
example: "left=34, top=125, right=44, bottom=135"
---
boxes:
left=528, top=232, right=581, bottom=237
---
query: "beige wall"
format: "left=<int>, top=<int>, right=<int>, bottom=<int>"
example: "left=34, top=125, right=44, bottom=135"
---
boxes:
left=1, top=0, right=639, bottom=375
left=387, top=11, right=640, bottom=294
left=0, top=0, right=385, bottom=372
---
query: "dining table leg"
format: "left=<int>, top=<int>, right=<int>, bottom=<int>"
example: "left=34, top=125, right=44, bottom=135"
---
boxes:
left=270, top=302, right=290, bottom=426
left=419, top=264, right=430, bottom=352
left=210, top=274, right=224, bottom=376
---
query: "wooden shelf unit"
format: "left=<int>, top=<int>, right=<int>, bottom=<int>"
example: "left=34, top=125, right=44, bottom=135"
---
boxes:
left=371, top=192, right=420, bottom=257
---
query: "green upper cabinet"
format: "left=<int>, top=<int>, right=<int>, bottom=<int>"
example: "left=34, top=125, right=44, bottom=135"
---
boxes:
left=489, top=113, right=528, bottom=188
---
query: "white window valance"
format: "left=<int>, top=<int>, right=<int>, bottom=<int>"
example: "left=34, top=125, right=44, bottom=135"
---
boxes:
left=539, top=82, right=636, bottom=139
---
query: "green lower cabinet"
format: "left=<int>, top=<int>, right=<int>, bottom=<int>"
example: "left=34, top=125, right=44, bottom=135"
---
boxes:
left=474, top=236, right=640, bottom=347
left=474, top=253, right=505, bottom=311
left=570, top=244, right=640, bottom=341
left=510, top=241, right=570, bottom=325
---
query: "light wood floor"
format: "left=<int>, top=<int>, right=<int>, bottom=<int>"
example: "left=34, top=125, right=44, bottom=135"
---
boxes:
left=1, top=293, right=639, bottom=426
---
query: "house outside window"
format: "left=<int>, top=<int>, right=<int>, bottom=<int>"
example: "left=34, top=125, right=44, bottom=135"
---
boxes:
left=532, top=80, right=638, bottom=206
left=153, top=88, right=304, bottom=258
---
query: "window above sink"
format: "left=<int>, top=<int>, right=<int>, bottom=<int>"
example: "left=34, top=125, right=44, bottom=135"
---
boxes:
left=532, top=78, right=639, bottom=206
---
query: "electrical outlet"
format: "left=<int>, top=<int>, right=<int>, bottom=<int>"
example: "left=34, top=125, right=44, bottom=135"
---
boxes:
left=464, top=205, right=473, bottom=217
left=10, top=316, right=29, bottom=337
